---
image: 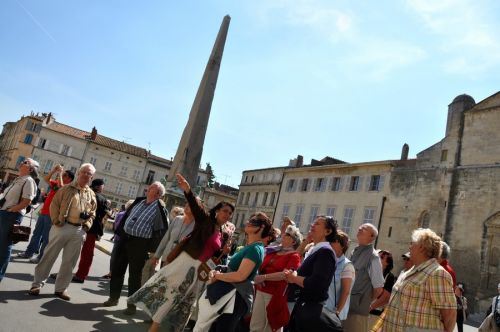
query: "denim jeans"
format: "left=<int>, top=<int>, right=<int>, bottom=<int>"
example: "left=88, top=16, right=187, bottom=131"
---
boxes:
left=25, top=214, right=52, bottom=258
left=0, top=210, right=23, bottom=281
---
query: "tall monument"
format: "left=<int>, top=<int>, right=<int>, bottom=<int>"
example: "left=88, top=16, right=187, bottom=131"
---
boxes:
left=166, top=15, right=231, bottom=196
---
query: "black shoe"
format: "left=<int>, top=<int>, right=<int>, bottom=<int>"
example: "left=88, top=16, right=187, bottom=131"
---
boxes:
left=103, top=298, right=119, bottom=307
left=71, top=276, right=84, bottom=283
left=123, top=304, right=136, bottom=316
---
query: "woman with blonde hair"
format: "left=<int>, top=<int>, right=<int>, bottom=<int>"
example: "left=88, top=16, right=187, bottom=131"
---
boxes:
left=371, top=228, right=457, bottom=332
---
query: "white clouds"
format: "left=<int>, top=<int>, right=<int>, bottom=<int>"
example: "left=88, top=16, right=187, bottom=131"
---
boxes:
left=406, top=0, right=500, bottom=75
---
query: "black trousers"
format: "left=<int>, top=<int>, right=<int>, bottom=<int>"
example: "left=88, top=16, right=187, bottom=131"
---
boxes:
left=209, top=292, right=248, bottom=332
left=109, top=236, right=150, bottom=300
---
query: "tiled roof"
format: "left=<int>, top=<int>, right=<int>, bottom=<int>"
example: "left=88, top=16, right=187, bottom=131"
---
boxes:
left=46, top=122, right=89, bottom=139
left=47, top=122, right=148, bottom=158
left=91, top=135, right=148, bottom=158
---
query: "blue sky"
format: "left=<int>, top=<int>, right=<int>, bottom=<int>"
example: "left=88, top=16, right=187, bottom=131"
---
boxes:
left=1, top=0, right=499, bottom=187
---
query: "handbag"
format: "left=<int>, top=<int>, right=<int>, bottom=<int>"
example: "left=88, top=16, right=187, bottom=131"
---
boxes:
left=291, top=300, right=343, bottom=332
left=10, top=225, right=31, bottom=243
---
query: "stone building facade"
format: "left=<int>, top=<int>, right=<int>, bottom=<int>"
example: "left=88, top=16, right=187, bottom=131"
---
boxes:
left=1, top=114, right=214, bottom=209
left=235, top=91, right=500, bottom=312
left=0, top=113, right=46, bottom=182
left=380, top=92, right=500, bottom=312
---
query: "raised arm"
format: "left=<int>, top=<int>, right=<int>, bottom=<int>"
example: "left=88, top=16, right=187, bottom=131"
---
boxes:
left=176, top=173, right=206, bottom=223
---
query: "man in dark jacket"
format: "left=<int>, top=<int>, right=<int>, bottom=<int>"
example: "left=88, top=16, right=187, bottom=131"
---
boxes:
left=72, top=178, right=108, bottom=283
left=102, top=181, right=169, bottom=315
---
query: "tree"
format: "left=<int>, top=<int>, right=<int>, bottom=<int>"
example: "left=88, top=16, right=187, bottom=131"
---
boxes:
left=206, top=163, right=215, bottom=188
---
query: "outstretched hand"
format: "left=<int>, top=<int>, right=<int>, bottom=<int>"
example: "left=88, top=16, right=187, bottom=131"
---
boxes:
left=176, top=173, right=190, bottom=192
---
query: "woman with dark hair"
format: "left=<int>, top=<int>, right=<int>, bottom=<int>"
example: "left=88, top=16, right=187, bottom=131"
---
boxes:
left=326, top=230, right=355, bottom=323
left=369, top=250, right=396, bottom=324
left=250, top=225, right=303, bottom=332
left=284, top=216, right=342, bottom=332
left=128, top=173, right=234, bottom=332
left=194, top=212, right=271, bottom=332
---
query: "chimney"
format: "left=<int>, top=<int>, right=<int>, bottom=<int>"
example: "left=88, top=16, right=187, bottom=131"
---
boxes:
left=401, top=143, right=409, bottom=160
left=297, top=155, right=304, bottom=167
left=90, top=127, right=97, bottom=140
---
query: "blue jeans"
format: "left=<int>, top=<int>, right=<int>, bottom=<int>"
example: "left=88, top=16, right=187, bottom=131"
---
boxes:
left=0, top=210, right=23, bottom=281
left=25, top=214, right=52, bottom=258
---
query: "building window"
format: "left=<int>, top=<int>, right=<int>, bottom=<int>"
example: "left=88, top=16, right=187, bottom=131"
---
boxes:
left=102, top=177, right=108, bottom=184
left=309, top=205, right=320, bottom=224
left=38, top=138, right=47, bottom=149
left=240, top=213, right=246, bottom=227
left=419, top=211, right=430, bottom=228
left=441, top=150, right=448, bottom=162
left=286, top=179, right=296, bottom=192
left=104, top=161, right=112, bottom=172
left=342, top=207, right=355, bottom=234
left=120, top=166, right=128, bottom=177
left=363, top=207, right=376, bottom=223
left=146, top=170, right=155, bottom=185
left=245, top=176, right=248, bottom=183
left=331, top=177, right=342, bottom=191
left=238, top=192, right=244, bottom=205
left=269, top=192, right=276, bottom=206
left=132, top=169, right=141, bottom=180
left=115, top=182, right=123, bottom=195
left=15, top=156, right=26, bottom=168
left=281, top=204, right=290, bottom=222
left=24, top=134, right=33, bottom=144
left=128, top=185, right=136, bottom=198
left=25, top=121, right=40, bottom=132
left=245, top=192, right=251, bottom=205
left=300, top=178, right=310, bottom=192
left=90, top=157, right=97, bottom=166
left=251, top=175, right=255, bottom=183
left=61, top=144, right=71, bottom=156
left=369, top=175, right=381, bottom=191
left=294, top=204, right=304, bottom=227
left=326, top=206, right=336, bottom=218
left=43, top=160, right=54, bottom=174
left=70, top=166, right=77, bottom=174
left=349, top=176, right=360, bottom=191
left=262, top=192, right=268, bottom=206
left=314, top=178, right=326, bottom=192
left=252, top=192, right=259, bottom=207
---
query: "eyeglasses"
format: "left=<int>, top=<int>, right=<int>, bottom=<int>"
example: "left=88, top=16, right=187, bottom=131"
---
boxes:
left=21, top=160, right=30, bottom=165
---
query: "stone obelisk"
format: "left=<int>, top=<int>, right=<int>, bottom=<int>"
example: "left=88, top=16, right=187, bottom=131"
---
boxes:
left=166, top=15, right=231, bottom=189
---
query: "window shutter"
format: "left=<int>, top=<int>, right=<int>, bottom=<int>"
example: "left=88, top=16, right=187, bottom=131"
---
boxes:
left=366, top=176, right=371, bottom=191
left=67, top=147, right=72, bottom=157
left=25, top=121, right=31, bottom=130
left=379, top=175, right=385, bottom=191
left=340, top=176, right=346, bottom=191
left=58, top=144, right=64, bottom=154
left=320, top=178, right=326, bottom=192
left=33, top=137, right=40, bottom=147
left=306, top=179, right=311, bottom=191
left=344, top=176, right=350, bottom=191
left=292, top=179, right=297, bottom=192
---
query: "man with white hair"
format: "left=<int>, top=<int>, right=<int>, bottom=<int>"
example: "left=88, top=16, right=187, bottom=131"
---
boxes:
left=28, top=163, right=97, bottom=301
left=103, top=181, right=169, bottom=316
left=344, top=223, right=385, bottom=331
left=0, top=157, right=39, bottom=282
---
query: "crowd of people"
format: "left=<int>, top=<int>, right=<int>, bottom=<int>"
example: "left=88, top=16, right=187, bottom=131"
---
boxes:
left=1, top=158, right=499, bottom=331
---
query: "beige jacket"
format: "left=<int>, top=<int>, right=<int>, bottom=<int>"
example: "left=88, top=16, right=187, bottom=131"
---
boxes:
left=50, top=183, right=97, bottom=230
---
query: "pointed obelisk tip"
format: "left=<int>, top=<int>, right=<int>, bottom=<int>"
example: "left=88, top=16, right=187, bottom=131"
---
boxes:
left=224, top=15, right=231, bottom=21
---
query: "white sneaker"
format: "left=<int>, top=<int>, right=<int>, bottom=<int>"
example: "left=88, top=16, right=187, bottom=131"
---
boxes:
left=29, top=256, right=40, bottom=264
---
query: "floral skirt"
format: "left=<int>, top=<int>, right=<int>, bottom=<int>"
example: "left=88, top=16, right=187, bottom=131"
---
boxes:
left=128, top=251, right=203, bottom=329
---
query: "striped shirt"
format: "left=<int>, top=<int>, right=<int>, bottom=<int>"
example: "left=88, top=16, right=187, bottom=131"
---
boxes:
left=371, top=258, right=456, bottom=332
left=123, top=200, right=159, bottom=238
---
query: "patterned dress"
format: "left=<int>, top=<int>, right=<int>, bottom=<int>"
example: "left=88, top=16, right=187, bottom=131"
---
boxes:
left=128, top=251, right=203, bottom=331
